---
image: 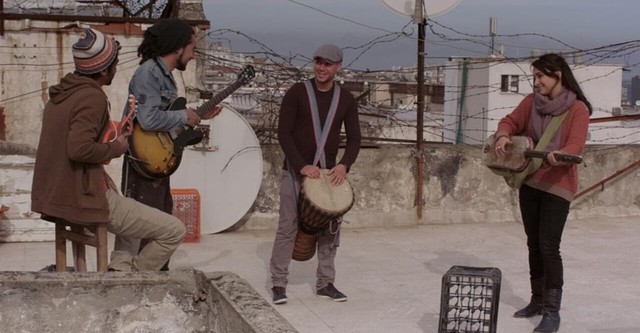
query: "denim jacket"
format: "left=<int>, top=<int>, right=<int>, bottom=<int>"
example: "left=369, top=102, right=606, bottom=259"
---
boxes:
left=125, top=57, right=187, bottom=131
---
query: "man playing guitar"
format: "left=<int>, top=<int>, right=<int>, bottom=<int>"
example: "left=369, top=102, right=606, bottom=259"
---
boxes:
left=119, top=18, right=220, bottom=270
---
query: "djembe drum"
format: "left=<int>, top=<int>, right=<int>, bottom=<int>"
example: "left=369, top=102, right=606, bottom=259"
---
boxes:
left=292, top=170, right=355, bottom=261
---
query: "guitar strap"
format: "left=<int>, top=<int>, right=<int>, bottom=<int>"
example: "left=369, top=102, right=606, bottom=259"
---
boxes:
left=505, top=111, right=569, bottom=189
left=530, top=110, right=570, bottom=170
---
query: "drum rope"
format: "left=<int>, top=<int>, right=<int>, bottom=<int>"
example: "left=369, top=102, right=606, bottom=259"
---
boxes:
left=304, top=79, right=340, bottom=168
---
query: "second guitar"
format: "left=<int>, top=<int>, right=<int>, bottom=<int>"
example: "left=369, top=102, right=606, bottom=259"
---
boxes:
left=127, top=65, right=255, bottom=179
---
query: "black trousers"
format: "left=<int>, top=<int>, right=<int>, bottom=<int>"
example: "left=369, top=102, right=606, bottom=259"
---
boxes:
left=518, top=185, right=570, bottom=290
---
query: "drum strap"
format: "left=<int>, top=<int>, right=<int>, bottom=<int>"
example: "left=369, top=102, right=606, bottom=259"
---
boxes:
left=286, top=162, right=300, bottom=213
left=303, top=80, right=341, bottom=168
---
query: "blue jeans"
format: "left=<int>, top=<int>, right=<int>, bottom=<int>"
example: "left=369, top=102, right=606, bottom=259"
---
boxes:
left=519, top=185, right=570, bottom=290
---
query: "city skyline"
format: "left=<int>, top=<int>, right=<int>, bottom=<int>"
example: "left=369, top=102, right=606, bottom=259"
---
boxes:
left=204, top=0, right=640, bottom=78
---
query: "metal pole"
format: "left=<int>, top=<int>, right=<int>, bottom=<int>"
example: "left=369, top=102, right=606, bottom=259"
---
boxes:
left=415, top=18, right=425, bottom=219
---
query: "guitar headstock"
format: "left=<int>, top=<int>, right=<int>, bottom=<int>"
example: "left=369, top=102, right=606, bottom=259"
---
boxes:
left=557, top=153, right=583, bottom=164
left=122, top=94, right=137, bottom=136
left=237, top=65, right=256, bottom=85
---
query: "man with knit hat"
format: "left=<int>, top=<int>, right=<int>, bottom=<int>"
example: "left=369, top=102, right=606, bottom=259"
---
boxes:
left=32, top=28, right=186, bottom=272
left=119, top=18, right=221, bottom=270
left=269, top=43, right=361, bottom=304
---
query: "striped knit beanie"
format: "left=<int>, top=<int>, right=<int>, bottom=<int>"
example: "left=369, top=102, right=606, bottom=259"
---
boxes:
left=72, top=28, right=119, bottom=74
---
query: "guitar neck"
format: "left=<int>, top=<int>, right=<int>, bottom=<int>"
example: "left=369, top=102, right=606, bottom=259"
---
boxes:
left=195, top=80, right=244, bottom=117
left=525, top=150, right=583, bottom=164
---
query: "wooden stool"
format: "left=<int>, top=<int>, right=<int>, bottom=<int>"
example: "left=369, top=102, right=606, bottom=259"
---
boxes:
left=53, top=219, right=109, bottom=272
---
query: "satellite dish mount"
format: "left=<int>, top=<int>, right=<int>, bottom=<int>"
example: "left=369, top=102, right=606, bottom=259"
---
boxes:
left=380, top=0, right=462, bottom=23
left=379, top=0, right=462, bottom=219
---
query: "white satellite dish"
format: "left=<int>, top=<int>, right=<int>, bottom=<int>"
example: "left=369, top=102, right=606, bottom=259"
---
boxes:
left=380, top=0, right=461, bottom=20
left=171, top=104, right=263, bottom=234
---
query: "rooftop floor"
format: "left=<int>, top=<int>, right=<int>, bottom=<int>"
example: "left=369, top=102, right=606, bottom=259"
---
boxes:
left=1, top=216, right=638, bottom=333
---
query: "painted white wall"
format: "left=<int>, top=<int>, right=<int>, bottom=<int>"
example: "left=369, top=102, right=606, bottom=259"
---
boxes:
left=444, top=58, right=626, bottom=145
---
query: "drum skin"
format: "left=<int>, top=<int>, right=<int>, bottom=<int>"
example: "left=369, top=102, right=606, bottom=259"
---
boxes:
left=297, top=170, right=354, bottom=234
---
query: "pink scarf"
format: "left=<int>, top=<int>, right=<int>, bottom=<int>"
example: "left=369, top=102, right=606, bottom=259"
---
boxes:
left=528, top=89, right=576, bottom=151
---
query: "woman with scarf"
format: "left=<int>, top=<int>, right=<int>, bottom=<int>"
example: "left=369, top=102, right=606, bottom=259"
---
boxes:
left=493, top=53, right=592, bottom=333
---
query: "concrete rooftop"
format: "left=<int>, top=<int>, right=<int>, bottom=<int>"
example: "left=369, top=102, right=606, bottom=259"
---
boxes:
left=1, top=215, right=639, bottom=333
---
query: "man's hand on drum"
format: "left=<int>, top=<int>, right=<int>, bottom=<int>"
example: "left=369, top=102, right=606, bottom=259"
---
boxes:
left=300, top=165, right=321, bottom=179
left=327, top=164, right=347, bottom=186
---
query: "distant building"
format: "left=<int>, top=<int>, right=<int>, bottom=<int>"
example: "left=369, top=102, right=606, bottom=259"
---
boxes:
left=443, top=57, right=628, bottom=145
left=630, top=76, right=640, bottom=107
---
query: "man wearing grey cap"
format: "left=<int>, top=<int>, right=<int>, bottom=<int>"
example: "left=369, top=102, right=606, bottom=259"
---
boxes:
left=269, top=44, right=361, bottom=304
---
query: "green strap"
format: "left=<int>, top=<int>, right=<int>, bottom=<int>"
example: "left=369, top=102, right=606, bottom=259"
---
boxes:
left=505, top=111, right=569, bottom=189
left=529, top=111, right=569, bottom=170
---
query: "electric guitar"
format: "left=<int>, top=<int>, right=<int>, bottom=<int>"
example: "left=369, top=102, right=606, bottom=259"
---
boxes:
left=102, top=95, right=137, bottom=164
left=127, top=65, right=255, bottom=179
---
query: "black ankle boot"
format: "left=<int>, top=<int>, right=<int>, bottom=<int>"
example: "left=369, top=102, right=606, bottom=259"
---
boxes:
left=514, top=301, right=543, bottom=318
left=534, top=289, right=562, bottom=332
left=514, top=277, right=544, bottom=318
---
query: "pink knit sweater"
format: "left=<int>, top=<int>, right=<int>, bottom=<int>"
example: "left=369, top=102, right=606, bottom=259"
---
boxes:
left=495, top=94, right=590, bottom=201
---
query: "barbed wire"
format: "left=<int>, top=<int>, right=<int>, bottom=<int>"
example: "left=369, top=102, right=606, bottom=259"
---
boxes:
left=1, top=2, right=640, bottom=160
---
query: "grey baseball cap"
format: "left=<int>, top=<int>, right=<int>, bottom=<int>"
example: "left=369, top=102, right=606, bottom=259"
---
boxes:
left=313, top=44, right=343, bottom=64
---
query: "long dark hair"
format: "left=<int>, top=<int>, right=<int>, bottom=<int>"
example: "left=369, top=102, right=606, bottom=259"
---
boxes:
left=137, top=18, right=194, bottom=64
left=532, top=53, right=593, bottom=115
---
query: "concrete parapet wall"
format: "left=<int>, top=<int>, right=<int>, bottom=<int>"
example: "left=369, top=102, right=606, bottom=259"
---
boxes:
left=2, top=144, right=640, bottom=241
left=240, top=143, right=640, bottom=230
left=207, top=272, right=298, bottom=333
left=0, top=270, right=297, bottom=333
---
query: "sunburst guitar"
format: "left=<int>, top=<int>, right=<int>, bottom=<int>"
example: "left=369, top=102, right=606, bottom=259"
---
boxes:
left=127, top=65, right=255, bottom=179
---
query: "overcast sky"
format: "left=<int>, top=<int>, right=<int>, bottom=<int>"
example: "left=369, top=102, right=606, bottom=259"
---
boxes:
left=203, top=0, right=640, bottom=77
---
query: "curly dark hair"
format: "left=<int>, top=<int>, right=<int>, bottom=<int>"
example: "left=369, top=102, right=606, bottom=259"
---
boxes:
left=137, top=18, right=194, bottom=64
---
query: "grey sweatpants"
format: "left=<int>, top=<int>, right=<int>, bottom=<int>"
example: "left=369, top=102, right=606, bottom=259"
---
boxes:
left=269, top=170, right=339, bottom=291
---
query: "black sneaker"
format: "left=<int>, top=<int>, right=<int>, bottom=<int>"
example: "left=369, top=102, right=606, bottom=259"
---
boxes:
left=272, top=287, right=288, bottom=304
left=316, top=283, right=347, bottom=302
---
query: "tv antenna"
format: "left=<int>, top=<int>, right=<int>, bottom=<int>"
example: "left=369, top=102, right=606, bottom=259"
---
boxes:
left=380, top=0, right=462, bottom=219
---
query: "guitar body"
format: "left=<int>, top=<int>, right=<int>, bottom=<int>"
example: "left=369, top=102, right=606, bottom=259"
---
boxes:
left=483, top=134, right=583, bottom=172
left=127, top=65, right=256, bottom=179
left=127, top=98, right=191, bottom=179
left=128, top=122, right=181, bottom=179
left=483, top=135, right=533, bottom=171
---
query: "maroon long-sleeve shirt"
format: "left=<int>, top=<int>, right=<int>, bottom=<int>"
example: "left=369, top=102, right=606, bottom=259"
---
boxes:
left=278, top=79, right=361, bottom=173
